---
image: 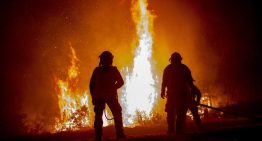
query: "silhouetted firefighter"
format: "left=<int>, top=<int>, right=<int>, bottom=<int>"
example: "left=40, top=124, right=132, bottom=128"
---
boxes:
left=89, top=51, right=126, bottom=141
left=161, top=52, right=202, bottom=136
left=188, top=84, right=203, bottom=129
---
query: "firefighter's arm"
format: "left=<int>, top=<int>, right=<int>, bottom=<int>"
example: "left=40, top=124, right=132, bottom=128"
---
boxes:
left=196, top=92, right=201, bottom=104
left=89, top=68, right=97, bottom=98
left=161, top=68, right=167, bottom=99
left=186, top=66, right=195, bottom=87
left=194, top=85, right=202, bottom=104
left=114, top=67, right=124, bottom=89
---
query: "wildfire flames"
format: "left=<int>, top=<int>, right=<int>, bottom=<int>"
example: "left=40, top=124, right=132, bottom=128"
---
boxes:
left=54, top=44, right=90, bottom=132
left=121, top=0, right=157, bottom=126
left=53, top=0, right=214, bottom=133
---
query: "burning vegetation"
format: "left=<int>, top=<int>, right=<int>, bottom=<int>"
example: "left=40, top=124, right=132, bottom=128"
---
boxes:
left=121, top=0, right=157, bottom=126
left=2, top=0, right=261, bottom=139
left=51, top=0, right=219, bottom=133
left=54, top=44, right=91, bottom=132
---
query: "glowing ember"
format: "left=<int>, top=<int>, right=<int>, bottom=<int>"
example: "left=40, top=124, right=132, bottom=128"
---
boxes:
left=122, top=0, right=157, bottom=126
left=54, top=44, right=91, bottom=132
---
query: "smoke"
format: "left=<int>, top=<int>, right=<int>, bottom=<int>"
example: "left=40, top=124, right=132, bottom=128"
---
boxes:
left=151, top=0, right=262, bottom=105
left=2, top=0, right=261, bottom=135
left=2, top=0, right=135, bottom=135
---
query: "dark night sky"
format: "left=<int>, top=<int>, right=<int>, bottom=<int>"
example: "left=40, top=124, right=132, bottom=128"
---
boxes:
left=1, top=0, right=262, bottom=136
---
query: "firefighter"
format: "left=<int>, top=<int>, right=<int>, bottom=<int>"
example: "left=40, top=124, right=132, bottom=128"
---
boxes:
left=89, top=51, right=126, bottom=141
left=161, top=52, right=194, bottom=135
left=188, top=84, right=203, bottom=129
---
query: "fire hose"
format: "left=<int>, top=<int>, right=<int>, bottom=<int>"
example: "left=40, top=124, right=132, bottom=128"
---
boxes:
left=198, top=103, right=260, bottom=121
left=103, top=104, right=260, bottom=121
left=104, top=109, right=114, bottom=120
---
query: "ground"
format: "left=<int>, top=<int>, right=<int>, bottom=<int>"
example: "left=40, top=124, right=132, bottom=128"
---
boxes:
left=3, top=117, right=262, bottom=141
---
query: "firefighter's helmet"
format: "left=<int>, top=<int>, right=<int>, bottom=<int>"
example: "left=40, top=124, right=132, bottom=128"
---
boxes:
left=99, top=51, right=114, bottom=66
left=170, top=52, right=182, bottom=63
left=99, top=51, right=114, bottom=60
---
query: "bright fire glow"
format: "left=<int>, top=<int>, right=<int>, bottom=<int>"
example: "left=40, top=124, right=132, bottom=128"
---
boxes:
left=121, top=0, right=157, bottom=126
left=52, top=0, right=218, bottom=132
left=54, top=44, right=91, bottom=132
left=187, top=94, right=212, bottom=119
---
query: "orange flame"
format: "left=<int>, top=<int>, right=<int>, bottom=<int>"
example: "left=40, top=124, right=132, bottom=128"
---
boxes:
left=52, top=1, right=221, bottom=132
left=121, top=0, right=157, bottom=126
left=54, top=44, right=91, bottom=132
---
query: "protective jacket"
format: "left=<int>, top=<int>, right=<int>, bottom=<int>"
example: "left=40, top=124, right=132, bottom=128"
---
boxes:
left=89, top=66, right=124, bottom=100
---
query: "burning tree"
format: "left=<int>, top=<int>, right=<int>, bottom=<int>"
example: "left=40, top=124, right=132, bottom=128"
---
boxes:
left=121, top=0, right=158, bottom=126
left=54, top=44, right=91, bottom=132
